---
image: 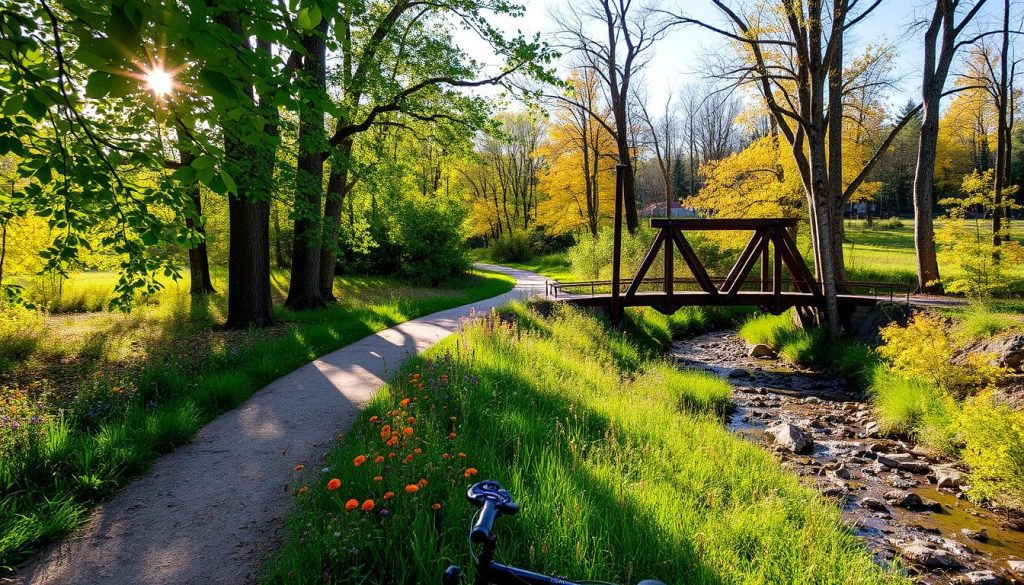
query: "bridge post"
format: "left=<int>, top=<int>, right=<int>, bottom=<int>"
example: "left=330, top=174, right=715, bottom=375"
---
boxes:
left=609, top=163, right=626, bottom=327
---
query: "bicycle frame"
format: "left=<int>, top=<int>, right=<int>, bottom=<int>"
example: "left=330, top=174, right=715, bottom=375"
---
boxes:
left=471, top=534, right=579, bottom=585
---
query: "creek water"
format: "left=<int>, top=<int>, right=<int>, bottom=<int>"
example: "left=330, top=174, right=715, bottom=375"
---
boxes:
left=671, top=330, right=1024, bottom=584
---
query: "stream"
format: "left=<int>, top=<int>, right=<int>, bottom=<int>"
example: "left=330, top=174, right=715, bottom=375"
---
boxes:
left=671, top=330, right=1024, bottom=585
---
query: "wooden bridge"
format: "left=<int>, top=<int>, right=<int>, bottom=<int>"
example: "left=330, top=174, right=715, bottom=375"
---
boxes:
left=548, top=164, right=915, bottom=323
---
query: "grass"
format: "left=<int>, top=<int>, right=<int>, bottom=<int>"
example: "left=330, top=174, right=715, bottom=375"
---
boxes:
left=0, top=268, right=514, bottom=571
left=480, top=252, right=576, bottom=282
left=264, top=302, right=905, bottom=584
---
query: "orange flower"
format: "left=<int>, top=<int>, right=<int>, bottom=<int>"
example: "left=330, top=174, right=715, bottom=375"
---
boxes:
left=345, top=499, right=359, bottom=511
left=361, top=499, right=375, bottom=511
left=327, top=478, right=342, bottom=491
left=417, top=478, right=428, bottom=487
left=388, top=452, right=396, bottom=458
left=405, top=484, right=419, bottom=493
left=431, top=502, right=441, bottom=510
left=440, top=374, right=448, bottom=382
left=380, top=425, right=392, bottom=439
left=464, top=468, right=478, bottom=478
left=458, top=452, right=467, bottom=458
left=373, top=475, right=383, bottom=481
left=369, top=415, right=378, bottom=423
left=442, top=453, right=451, bottom=459
left=414, top=448, right=422, bottom=454
left=399, top=398, right=410, bottom=407
left=450, top=416, right=457, bottom=422
left=403, top=455, right=414, bottom=464
left=403, top=427, right=414, bottom=436
left=387, top=436, right=399, bottom=447
left=389, top=409, right=399, bottom=416
left=354, top=455, right=367, bottom=467
left=294, top=464, right=304, bottom=471
left=448, top=432, right=457, bottom=439
left=406, top=416, right=416, bottom=424
left=384, top=491, right=395, bottom=500
left=374, top=455, right=385, bottom=464
left=297, top=485, right=309, bottom=494
left=412, top=373, right=421, bottom=381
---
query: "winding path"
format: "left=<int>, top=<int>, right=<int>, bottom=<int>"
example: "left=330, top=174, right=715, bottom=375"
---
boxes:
left=15, top=264, right=545, bottom=585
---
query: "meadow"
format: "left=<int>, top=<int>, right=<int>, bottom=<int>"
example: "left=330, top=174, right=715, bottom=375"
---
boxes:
left=265, top=302, right=906, bottom=584
left=0, top=268, right=514, bottom=570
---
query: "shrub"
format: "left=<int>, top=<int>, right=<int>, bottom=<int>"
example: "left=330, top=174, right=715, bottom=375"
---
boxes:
left=876, top=217, right=904, bottom=229
left=738, top=312, right=798, bottom=348
left=566, top=226, right=734, bottom=282
left=955, top=301, right=1019, bottom=343
left=0, top=303, right=45, bottom=367
left=869, top=369, right=959, bottom=452
left=957, top=394, right=1024, bottom=508
left=396, top=198, right=468, bottom=285
left=878, top=314, right=1004, bottom=397
left=488, top=231, right=533, bottom=263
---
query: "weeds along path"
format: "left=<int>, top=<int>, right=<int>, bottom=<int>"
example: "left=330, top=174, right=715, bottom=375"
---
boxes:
left=14, top=265, right=546, bottom=585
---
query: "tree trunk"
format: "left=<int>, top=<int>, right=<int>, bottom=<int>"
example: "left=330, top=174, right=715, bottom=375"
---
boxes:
left=913, top=99, right=945, bottom=293
left=318, top=161, right=349, bottom=301
left=0, top=221, right=7, bottom=293
left=992, top=0, right=1010, bottom=256
left=177, top=148, right=216, bottom=295
left=221, top=14, right=274, bottom=329
left=285, top=22, right=328, bottom=311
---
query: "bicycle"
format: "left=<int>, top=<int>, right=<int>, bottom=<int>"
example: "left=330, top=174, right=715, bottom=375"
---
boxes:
left=443, top=480, right=668, bottom=585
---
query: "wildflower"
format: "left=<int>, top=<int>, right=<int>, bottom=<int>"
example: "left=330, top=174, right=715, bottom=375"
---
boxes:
left=417, top=478, right=428, bottom=488
left=373, top=475, right=383, bottom=481
left=345, top=499, right=359, bottom=511
left=404, top=484, right=419, bottom=493
left=380, top=508, right=390, bottom=517
left=458, top=452, right=466, bottom=458
left=389, top=409, right=399, bottom=416
left=403, top=427, right=414, bottom=436
left=406, top=416, right=415, bottom=424
left=294, top=464, right=304, bottom=471
left=384, top=491, right=395, bottom=500
left=440, top=374, right=448, bottom=382
left=412, top=373, right=420, bottom=381
left=354, top=455, right=367, bottom=467
left=464, top=468, right=478, bottom=478
left=327, top=478, right=342, bottom=491
left=369, top=415, right=378, bottom=423
left=374, top=455, right=385, bottom=464
left=297, top=485, right=309, bottom=494
left=399, top=398, right=410, bottom=407
left=431, top=502, right=441, bottom=510
left=386, top=436, right=399, bottom=447
left=414, top=448, right=422, bottom=454
left=448, top=432, right=457, bottom=439
left=403, top=455, right=414, bottom=464
left=450, top=416, right=457, bottom=422
left=442, top=453, right=451, bottom=459
left=388, top=452, right=396, bottom=458
left=361, top=499, right=375, bottom=512
left=380, top=425, right=391, bottom=439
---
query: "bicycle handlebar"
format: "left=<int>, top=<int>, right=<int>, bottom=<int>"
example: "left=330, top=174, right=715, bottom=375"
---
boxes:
left=471, top=499, right=500, bottom=543
left=466, top=480, right=519, bottom=543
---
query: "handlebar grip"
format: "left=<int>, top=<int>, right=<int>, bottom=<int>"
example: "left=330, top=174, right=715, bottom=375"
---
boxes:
left=470, top=500, right=499, bottom=543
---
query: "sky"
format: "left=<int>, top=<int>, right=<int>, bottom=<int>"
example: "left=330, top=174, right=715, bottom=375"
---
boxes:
left=456, top=0, right=1011, bottom=116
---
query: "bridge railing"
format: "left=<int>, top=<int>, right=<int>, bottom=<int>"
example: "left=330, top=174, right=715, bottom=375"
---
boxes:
left=546, top=278, right=912, bottom=304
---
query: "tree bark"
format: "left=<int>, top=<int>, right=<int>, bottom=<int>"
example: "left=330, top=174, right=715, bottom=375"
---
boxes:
left=286, top=22, right=328, bottom=311
left=991, top=0, right=1010, bottom=255
left=221, top=14, right=274, bottom=329
left=318, top=159, right=350, bottom=301
left=177, top=148, right=216, bottom=296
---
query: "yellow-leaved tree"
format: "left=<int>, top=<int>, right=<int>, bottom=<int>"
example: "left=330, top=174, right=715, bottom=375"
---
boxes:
left=535, top=69, right=618, bottom=236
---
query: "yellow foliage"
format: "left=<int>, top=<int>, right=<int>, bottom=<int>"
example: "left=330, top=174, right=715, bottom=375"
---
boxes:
left=878, top=314, right=1005, bottom=397
left=956, top=393, right=1024, bottom=508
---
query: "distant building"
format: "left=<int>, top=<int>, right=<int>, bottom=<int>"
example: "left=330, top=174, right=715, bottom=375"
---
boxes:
left=639, top=201, right=698, bottom=218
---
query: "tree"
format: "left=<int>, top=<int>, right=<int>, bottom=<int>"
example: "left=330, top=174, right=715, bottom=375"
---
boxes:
left=551, top=0, right=675, bottom=233
left=674, top=0, right=921, bottom=336
left=912, top=0, right=990, bottom=293
left=635, top=85, right=679, bottom=213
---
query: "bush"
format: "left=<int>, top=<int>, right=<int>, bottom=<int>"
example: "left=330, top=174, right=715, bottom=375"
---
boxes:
left=878, top=314, right=1005, bottom=397
left=0, top=303, right=45, bottom=367
left=566, top=226, right=733, bottom=282
left=488, top=232, right=533, bottom=263
left=876, top=217, right=904, bottom=229
left=869, top=368, right=959, bottom=452
left=395, top=198, right=468, bottom=285
left=955, top=301, right=1018, bottom=343
left=957, top=394, right=1024, bottom=508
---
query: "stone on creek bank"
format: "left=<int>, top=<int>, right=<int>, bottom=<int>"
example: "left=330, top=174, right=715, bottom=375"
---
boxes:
left=747, top=343, right=775, bottom=358
left=727, top=368, right=751, bottom=379
left=933, top=465, right=966, bottom=489
left=897, top=540, right=962, bottom=568
left=882, top=489, right=942, bottom=512
left=859, top=497, right=890, bottom=513
left=954, top=332, right=1024, bottom=372
left=765, top=422, right=814, bottom=454
left=951, top=570, right=1007, bottom=585
left=1008, top=559, right=1024, bottom=577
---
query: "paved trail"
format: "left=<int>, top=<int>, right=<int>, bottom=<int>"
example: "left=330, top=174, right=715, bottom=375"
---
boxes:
left=16, top=265, right=545, bottom=585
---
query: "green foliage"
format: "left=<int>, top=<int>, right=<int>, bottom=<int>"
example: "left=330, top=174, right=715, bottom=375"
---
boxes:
left=957, top=394, right=1024, bottom=508
left=566, top=226, right=733, bottom=282
left=952, top=301, right=1022, bottom=343
left=266, top=303, right=904, bottom=584
left=869, top=369, right=960, bottom=453
left=488, top=232, right=534, bottom=263
left=395, top=198, right=468, bottom=285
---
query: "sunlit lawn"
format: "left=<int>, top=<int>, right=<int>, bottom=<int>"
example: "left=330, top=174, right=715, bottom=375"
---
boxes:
left=0, top=267, right=515, bottom=571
